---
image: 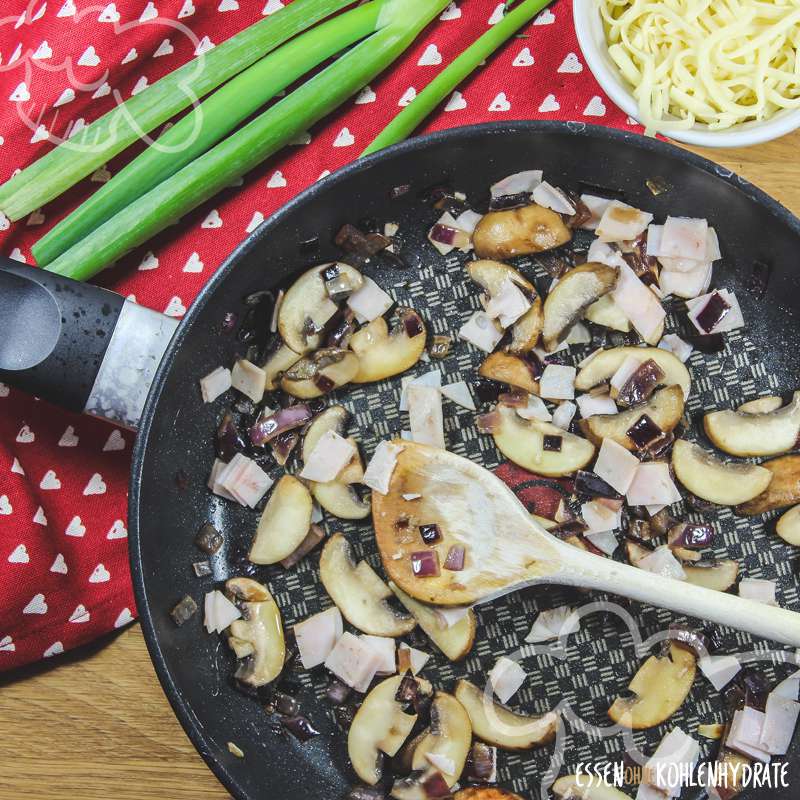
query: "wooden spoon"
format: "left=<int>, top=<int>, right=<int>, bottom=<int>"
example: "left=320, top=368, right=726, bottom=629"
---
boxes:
left=373, top=441, right=800, bottom=646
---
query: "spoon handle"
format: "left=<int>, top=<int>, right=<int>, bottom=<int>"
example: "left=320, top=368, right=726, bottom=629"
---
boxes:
left=554, top=546, right=800, bottom=646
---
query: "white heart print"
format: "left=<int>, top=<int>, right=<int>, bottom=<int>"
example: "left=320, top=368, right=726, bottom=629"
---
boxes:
left=33, top=41, right=53, bottom=60
left=164, top=297, right=186, bottom=317
left=50, top=553, right=68, bottom=573
left=89, top=564, right=111, bottom=583
left=398, top=87, right=417, bottom=107
left=66, top=516, right=86, bottom=537
left=445, top=91, right=467, bottom=112
left=183, top=253, right=204, bottom=273
left=195, top=36, right=214, bottom=56
left=538, top=94, right=560, bottom=113
left=10, top=248, right=26, bottom=262
left=57, top=0, right=77, bottom=17
left=32, top=4, right=46, bottom=21
left=8, top=44, right=22, bottom=65
left=44, top=641, right=63, bottom=658
left=107, top=520, right=127, bottom=540
left=558, top=52, right=583, bottom=74
left=138, top=251, right=159, bottom=271
left=178, top=0, right=195, bottom=18
left=418, top=44, right=442, bottom=66
left=8, top=544, right=29, bottom=564
left=333, top=127, right=355, bottom=148
left=40, top=470, right=61, bottom=490
left=83, top=473, right=106, bottom=495
left=488, top=92, right=511, bottom=112
left=267, top=170, right=287, bottom=189
left=0, top=496, right=12, bottom=515
left=54, top=88, right=75, bottom=107
left=33, top=507, right=47, bottom=525
left=140, top=1, right=158, bottom=22
left=534, top=8, right=555, bottom=24
left=201, top=209, right=223, bottom=229
left=246, top=212, right=264, bottom=234
left=0, top=636, right=15, bottom=652
left=24, top=593, right=48, bottom=614
left=69, top=604, right=90, bottom=623
left=9, top=82, right=31, bottom=102
left=219, top=0, right=239, bottom=10
left=122, top=48, right=138, bottom=65
left=98, top=3, right=120, bottom=22
left=11, top=457, right=24, bottom=474
left=115, top=608, right=134, bottom=628
left=131, top=77, right=149, bottom=96
left=103, top=430, right=126, bottom=451
left=58, top=426, right=79, bottom=447
left=78, top=46, right=100, bottom=67
left=154, top=39, right=174, bottom=58
left=262, top=0, right=284, bottom=14
left=440, top=2, right=460, bottom=20
left=92, top=83, right=111, bottom=99
left=31, top=125, right=50, bottom=144
left=583, top=95, right=607, bottom=116
left=513, top=47, right=535, bottom=67
left=16, top=425, right=34, bottom=443
left=354, top=86, right=376, bottom=105
left=488, top=3, right=505, bottom=24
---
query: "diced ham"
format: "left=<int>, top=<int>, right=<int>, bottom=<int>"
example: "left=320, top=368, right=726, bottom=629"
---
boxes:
left=398, top=643, right=430, bottom=675
left=488, top=656, right=526, bottom=703
left=454, top=209, right=483, bottom=235
left=539, top=364, right=576, bottom=400
left=687, top=290, right=744, bottom=334
left=773, top=670, right=800, bottom=700
left=294, top=607, right=343, bottom=669
left=485, top=278, right=531, bottom=328
left=217, top=453, right=274, bottom=508
left=532, top=181, right=576, bottom=215
left=596, top=201, right=654, bottom=243
left=643, top=727, right=700, bottom=797
left=231, top=359, right=267, bottom=403
left=738, top=578, right=777, bottom=606
left=400, top=369, right=442, bottom=411
left=360, top=635, right=397, bottom=674
left=659, top=334, right=694, bottom=363
left=626, top=462, right=681, bottom=506
left=200, top=366, right=232, bottom=403
left=362, top=441, right=403, bottom=495
left=428, top=211, right=473, bottom=255
left=659, top=217, right=709, bottom=261
left=659, top=261, right=713, bottom=299
left=347, top=276, right=394, bottom=323
left=458, top=311, right=503, bottom=353
left=525, top=605, right=580, bottom=643
left=426, top=753, right=457, bottom=777
left=727, top=707, right=772, bottom=762
left=637, top=545, right=686, bottom=580
left=581, top=500, right=621, bottom=532
left=594, top=439, right=641, bottom=494
left=760, top=693, right=800, bottom=755
left=441, top=381, right=476, bottom=411
left=209, top=458, right=237, bottom=501
left=552, top=400, right=577, bottom=430
left=612, top=262, right=666, bottom=344
left=490, top=169, right=543, bottom=199
left=407, top=384, right=445, bottom=449
left=299, top=430, right=357, bottom=483
left=204, top=590, right=241, bottom=634
left=579, top=195, right=614, bottom=230
left=698, top=654, right=741, bottom=691
left=577, top=393, right=617, bottom=419
left=516, top=395, right=552, bottom=422
left=587, top=238, right=626, bottom=267
left=324, top=631, right=383, bottom=692
left=584, top=530, right=619, bottom=555
left=610, top=354, right=644, bottom=393
left=434, top=606, right=470, bottom=628
left=648, top=224, right=720, bottom=264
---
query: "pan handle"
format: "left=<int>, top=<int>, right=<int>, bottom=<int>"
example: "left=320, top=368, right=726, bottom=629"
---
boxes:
left=0, top=259, right=178, bottom=430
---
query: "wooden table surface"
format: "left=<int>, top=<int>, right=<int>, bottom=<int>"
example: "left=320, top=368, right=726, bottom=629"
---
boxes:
left=2, top=132, right=800, bottom=800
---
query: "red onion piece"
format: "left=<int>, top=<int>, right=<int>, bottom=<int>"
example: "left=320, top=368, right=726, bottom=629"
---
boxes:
left=617, top=358, right=665, bottom=407
left=443, top=545, right=465, bottom=571
left=422, top=771, right=451, bottom=799
left=279, top=524, right=325, bottom=568
left=270, top=429, right=299, bottom=466
left=543, top=434, right=563, bottom=452
left=429, top=224, right=458, bottom=245
left=402, top=310, right=424, bottom=339
left=626, top=413, right=664, bottom=449
left=498, top=390, right=528, bottom=407
left=250, top=404, right=313, bottom=446
left=411, top=550, right=440, bottom=578
left=280, top=715, right=320, bottom=743
left=668, top=522, right=715, bottom=550
left=419, top=523, right=442, bottom=545
left=574, top=470, right=621, bottom=499
left=695, top=291, right=732, bottom=333
left=476, top=410, right=501, bottom=433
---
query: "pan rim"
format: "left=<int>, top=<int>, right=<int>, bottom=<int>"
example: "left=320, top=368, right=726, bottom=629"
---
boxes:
left=128, top=120, right=800, bottom=800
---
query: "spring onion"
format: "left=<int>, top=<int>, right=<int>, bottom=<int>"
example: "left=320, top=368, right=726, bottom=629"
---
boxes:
left=0, top=0, right=358, bottom=222
left=362, top=0, right=553, bottom=156
left=33, top=3, right=381, bottom=266
left=44, top=0, right=452, bottom=282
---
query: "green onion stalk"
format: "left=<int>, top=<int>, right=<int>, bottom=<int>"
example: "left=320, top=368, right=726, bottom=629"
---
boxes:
left=362, top=0, right=553, bottom=156
left=34, top=2, right=382, bottom=266
left=0, top=0, right=358, bottom=221
left=44, top=0, right=451, bottom=282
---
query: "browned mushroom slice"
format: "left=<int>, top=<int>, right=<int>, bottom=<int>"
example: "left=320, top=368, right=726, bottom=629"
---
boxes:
left=454, top=790, right=525, bottom=800
left=350, top=308, right=426, bottom=383
left=683, top=560, right=739, bottom=591
left=736, top=455, right=800, bottom=515
left=249, top=475, right=313, bottom=565
left=580, top=385, right=684, bottom=451
left=410, top=692, right=472, bottom=786
left=454, top=679, right=558, bottom=751
left=738, top=396, right=783, bottom=414
left=776, top=504, right=800, bottom=546
left=607, top=642, right=695, bottom=729
left=279, top=263, right=363, bottom=354
left=262, top=342, right=302, bottom=391
left=585, top=294, right=631, bottom=332
left=704, top=392, right=800, bottom=457
left=478, top=351, right=539, bottom=394
left=473, top=204, right=572, bottom=260
left=672, top=440, right=773, bottom=506
left=281, top=348, right=359, bottom=399
left=541, top=263, right=618, bottom=352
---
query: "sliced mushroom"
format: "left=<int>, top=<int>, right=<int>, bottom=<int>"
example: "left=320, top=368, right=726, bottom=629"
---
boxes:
left=478, top=352, right=539, bottom=394
left=454, top=790, right=524, bottom=800
left=313, top=482, right=371, bottom=520
left=320, top=533, right=415, bottom=637
left=492, top=403, right=595, bottom=477
left=575, top=346, right=691, bottom=399
left=704, top=391, right=800, bottom=457
left=739, top=396, right=783, bottom=414
left=262, top=342, right=302, bottom=391
left=552, top=775, right=633, bottom=799
left=389, top=582, right=476, bottom=661
left=607, top=642, right=695, bottom=729
left=281, top=348, right=360, bottom=399
left=225, top=577, right=285, bottom=688
left=454, top=679, right=558, bottom=750
left=279, top=263, right=363, bottom=354
left=391, top=770, right=455, bottom=800
left=671, top=440, right=773, bottom=506
left=736, top=455, right=800, bottom=515
left=584, top=294, right=631, bottom=332
left=467, top=260, right=543, bottom=353
left=473, top=204, right=572, bottom=260
left=410, top=692, right=472, bottom=786
left=348, top=673, right=433, bottom=785
left=350, top=308, right=427, bottom=383
left=249, top=475, right=313, bottom=565
left=683, top=560, right=739, bottom=591
left=542, top=263, right=618, bottom=351
left=776, top=504, right=800, bottom=546
left=580, top=385, right=684, bottom=451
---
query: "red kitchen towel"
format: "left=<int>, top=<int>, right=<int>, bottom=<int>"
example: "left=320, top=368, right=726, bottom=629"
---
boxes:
left=0, top=0, right=640, bottom=671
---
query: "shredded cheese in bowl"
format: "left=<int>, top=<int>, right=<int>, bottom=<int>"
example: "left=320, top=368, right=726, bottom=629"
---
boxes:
left=598, top=0, right=800, bottom=133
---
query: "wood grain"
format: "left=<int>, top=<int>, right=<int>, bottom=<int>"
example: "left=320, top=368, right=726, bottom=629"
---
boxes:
left=2, top=131, right=800, bottom=800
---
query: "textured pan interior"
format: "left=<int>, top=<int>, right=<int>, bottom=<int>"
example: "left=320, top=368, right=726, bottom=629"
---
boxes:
left=130, top=122, right=800, bottom=800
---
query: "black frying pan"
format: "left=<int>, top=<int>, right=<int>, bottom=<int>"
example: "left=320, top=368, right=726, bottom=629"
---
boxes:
left=3, top=122, right=800, bottom=799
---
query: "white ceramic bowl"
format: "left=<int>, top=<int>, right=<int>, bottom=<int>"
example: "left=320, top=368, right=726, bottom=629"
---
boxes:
left=573, top=0, right=800, bottom=148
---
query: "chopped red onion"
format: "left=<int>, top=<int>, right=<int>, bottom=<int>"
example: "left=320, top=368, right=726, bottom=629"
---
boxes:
left=419, top=524, right=442, bottom=545
left=250, top=404, right=313, bottom=446
left=490, top=169, right=542, bottom=200
left=347, top=276, right=393, bottom=323
left=532, top=180, right=577, bottom=215
left=668, top=522, right=715, bottom=550
left=422, top=771, right=451, bottom=799
left=466, top=742, right=497, bottom=783
left=695, top=291, right=731, bottom=333
left=539, top=364, right=576, bottom=400
left=362, top=441, right=403, bottom=495
left=626, top=462, right=681, bottom=507
left=576, top=392, right=617, bottom=418
left=727, top=706, right=772, bottom=762
left=402, top=310, right=425, bottom=338
left=411, top=550, right=440, bottom=578
left=443, top=545, right=465, bottom=571
left=458, top=310, right=503, bottom=353
left=699, top=654, right=741, bottom=691
left=299, top=430, right=357, bottom=483
left=552, top=400, right=577, bottom=430
left=543, top=434, right=563, bottom=452
left=626, top=414, right=664, bottom=449
left=593, top=440, right=640, bottom=495
left=738, top=578, right=777, bottom=606
left=617, top=359, right=665, bottom=407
